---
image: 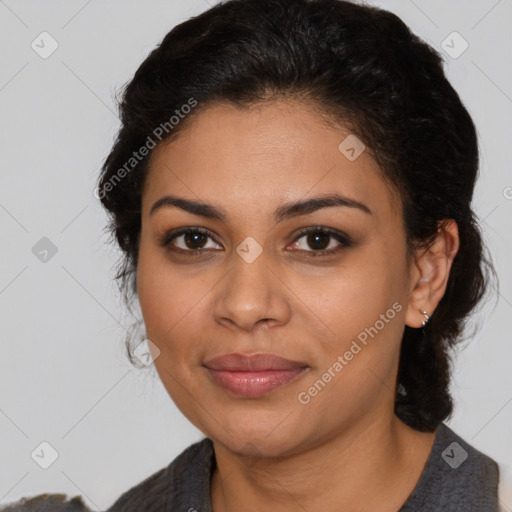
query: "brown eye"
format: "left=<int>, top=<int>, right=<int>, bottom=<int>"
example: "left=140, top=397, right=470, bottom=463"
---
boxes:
left=291, top=227, right=352, bottom=256
left=304, top=232, right=331, bottom=250
left=182, top=231, right=209, bottom=250
left=159, top=228, right=222, bottom=253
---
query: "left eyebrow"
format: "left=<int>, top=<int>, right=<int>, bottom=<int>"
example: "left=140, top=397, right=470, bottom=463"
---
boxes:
left=274, top=194, right=372, bottom=222
left=149, top=193, right=372, bottom=221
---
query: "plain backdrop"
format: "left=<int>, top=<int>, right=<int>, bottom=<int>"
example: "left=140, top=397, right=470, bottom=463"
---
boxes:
left=1, top=0, right=511, bottom=510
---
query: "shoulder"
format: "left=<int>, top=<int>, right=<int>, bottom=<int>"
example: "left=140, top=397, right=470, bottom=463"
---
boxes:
left=106, top=437, right=214, bottom=512
left=0, top=494, right=90, bottom=511
left=0, top=438, right=214, bottom=512
left=401, top=422, right=499, bottom=512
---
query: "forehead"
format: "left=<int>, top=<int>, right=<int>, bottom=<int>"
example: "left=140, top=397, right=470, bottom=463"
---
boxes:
left=142, top=99, right=401, bottom=221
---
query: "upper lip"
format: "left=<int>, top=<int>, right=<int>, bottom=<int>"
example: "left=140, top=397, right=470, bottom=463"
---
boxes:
left=204, top=353, right=308, bottom=371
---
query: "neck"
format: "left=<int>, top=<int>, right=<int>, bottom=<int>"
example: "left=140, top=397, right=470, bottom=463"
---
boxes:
left=210, top=414, right=436, bottom=512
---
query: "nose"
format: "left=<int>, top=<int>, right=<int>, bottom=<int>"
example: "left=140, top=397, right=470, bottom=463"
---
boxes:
left=212, top=250, right=291, bottom=332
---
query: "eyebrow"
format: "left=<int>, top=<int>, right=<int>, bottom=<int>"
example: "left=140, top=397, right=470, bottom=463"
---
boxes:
left=149, top=193, right=372, bottom=221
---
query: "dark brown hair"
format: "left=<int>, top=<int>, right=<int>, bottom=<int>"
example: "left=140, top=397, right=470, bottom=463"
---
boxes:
left=97, top=0, right=495, bottom=431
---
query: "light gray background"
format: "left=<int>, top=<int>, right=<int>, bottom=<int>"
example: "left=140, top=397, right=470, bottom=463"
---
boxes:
left=1, top=0, right=511, bottom=510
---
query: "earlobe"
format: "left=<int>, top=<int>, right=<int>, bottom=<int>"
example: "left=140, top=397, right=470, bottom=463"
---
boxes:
left=405, top=219, right=460, bottom=329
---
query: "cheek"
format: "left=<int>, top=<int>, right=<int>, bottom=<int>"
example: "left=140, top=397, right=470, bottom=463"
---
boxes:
left=312, top=242, right=409, bottom=395
left=298, top=264, right=407, bottom=427
left=136, top=238, right=185, bottom=355
left=136, top=248, right=209, bottom=420
left=136, top=237, right=216, bottom=372
left=323, top=248, right=407, bottom=337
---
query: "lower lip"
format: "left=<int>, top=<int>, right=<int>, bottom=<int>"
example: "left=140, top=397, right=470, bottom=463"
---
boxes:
left=205, top=368, right=308, bottom=397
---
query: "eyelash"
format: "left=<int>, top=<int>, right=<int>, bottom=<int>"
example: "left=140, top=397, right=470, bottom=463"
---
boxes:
left=158, top=226, right=352, bottom=258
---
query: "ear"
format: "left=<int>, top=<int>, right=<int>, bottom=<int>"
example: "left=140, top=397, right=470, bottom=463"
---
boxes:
left=405, top=219, right=460, bottom=328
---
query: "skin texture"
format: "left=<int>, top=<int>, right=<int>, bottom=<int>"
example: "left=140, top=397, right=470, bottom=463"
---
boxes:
left=136, top=99, right=459, bottom=511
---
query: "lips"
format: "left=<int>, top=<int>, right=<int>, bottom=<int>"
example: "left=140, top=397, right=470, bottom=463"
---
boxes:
left=203, top=353, right=309, bottom=397
left=203, top=352, right=308, bottom=371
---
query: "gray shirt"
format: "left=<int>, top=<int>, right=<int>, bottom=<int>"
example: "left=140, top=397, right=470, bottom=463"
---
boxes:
left=1, top=423, right=499, bottom=511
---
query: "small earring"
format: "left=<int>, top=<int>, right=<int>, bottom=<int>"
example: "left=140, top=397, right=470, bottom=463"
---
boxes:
left=421, top=310, right=430, bottom=327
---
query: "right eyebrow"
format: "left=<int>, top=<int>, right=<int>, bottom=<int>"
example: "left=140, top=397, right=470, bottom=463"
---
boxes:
left=150, top=195, right=227, bottom=220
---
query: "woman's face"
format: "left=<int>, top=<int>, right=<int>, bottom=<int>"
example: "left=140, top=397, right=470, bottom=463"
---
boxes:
left=137, top=99, right=415, bottom=457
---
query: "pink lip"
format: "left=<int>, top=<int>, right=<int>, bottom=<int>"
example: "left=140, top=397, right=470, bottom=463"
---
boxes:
left=203, top=353, right=309, bottom=397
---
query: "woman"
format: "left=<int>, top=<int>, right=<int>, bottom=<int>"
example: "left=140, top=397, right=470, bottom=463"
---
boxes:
left=2, top=0, right=501, bottom=510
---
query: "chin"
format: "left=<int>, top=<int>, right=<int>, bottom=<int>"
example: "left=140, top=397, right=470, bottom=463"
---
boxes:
left=207, top=414, right=304, bottom=458
left=224, top=434, right=299, bottom=459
